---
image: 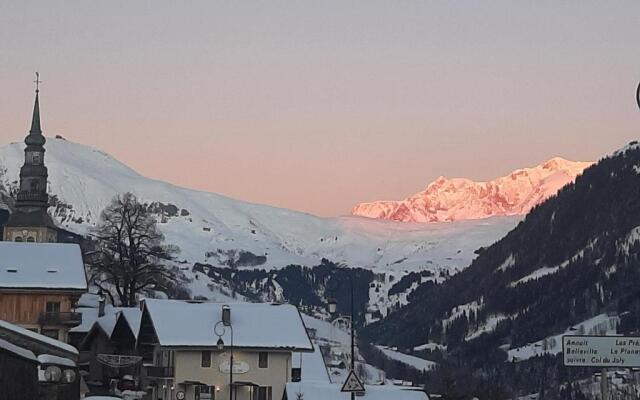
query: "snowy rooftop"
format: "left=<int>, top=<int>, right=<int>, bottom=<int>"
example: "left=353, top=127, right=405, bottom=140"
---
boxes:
left=285, top=382, right=429, bottom=400
left=0, top=337, right=38, bottom=363
left=37, top=354, right=76, bottom=367
left=0, top=319, right=78, bottom=356
left=292, top=345, right=331, bottom=383
left=71, top=305, right=142, bottom=341
left=0, top=242, right=87, bottom=290
left=143, top=299, right=313, bottom=351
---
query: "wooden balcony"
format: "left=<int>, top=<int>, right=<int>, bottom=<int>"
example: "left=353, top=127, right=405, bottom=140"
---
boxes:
left=146, top=366, right=175, bottom=378
left=38, top=311, right=82, bottom=326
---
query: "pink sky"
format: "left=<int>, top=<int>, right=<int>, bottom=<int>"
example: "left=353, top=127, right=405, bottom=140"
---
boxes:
left=1, top=2, right=639, bottom=216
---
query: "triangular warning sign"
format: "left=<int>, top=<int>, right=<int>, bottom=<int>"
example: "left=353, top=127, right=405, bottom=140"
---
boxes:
left=341, top=370, right=365, bottom=393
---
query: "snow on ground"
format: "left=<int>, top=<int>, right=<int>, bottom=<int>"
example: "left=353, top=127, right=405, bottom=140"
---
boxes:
left=302, top=314, right=386, bottom=385
left=465, top=314, right=508, bottom=341
left=286, top=382, right=428, bottom=400
left=509, top=241, right=594, bottom=287
left=443, top=300, right=482, bottom=329
left=507, top=313, right=619, bottom=362
left=375, top=346, right=436, bottom=372
left=496, top=254, right=515, bottom=272
left=413, top=343, right=447, bottom=352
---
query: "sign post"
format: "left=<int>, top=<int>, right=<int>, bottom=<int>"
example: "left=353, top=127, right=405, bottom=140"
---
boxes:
left=563, top=335, right=640, bottom=400
left=341, top=370, right=365, bottom=393
left=562, top=336, right=640, bottom=368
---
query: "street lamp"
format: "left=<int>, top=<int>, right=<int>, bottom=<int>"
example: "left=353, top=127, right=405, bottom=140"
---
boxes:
left=327, top=275, right=357, bottom=400
left=327, top=298, right=337, bottom=314
left=215, top=318, right=234, bottom=400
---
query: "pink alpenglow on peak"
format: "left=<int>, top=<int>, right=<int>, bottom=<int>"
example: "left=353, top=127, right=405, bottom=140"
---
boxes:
left=351, top=157, right=593, bottom=223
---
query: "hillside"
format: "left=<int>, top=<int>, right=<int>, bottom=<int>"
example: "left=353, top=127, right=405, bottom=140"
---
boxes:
left=0, top=138, right=517, bottom=314
left=352, top=157, right=591, bottom=223
left=364, top=141, right=640, bottom=396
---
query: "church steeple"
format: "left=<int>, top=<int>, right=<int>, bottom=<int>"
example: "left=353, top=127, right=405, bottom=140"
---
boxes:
left=29, top=91, right=42, bottom=135
left=3, top=73, right=57, bottom=243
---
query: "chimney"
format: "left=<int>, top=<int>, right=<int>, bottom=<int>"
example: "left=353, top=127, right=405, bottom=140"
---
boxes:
left=98, top=295, right=106, bottom=318
left=222, top=305, right=231, bottom=326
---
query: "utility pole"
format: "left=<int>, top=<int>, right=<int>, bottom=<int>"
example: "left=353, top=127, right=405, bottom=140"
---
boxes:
left=600, top=368, right=608, bottom=400
left=350, top=276, right=355, bottom=400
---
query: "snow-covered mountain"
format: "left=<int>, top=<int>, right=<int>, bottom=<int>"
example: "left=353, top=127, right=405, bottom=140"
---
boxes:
left=352, top=157, right=592, bottom=223
left=0, top=138, right=516, bottom=275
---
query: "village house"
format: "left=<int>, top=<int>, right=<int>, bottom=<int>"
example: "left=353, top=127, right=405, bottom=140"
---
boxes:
left=77, top=300, right=142, bottom=388
left=138, top=299, right=314, bottom=400
left=0, top=241, right=87, bottom=342
left=0, top=318, right=82, bottom=400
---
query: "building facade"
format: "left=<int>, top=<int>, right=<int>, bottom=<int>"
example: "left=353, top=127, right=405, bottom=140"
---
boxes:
left=138, top=300, right=314, bottom=400
left=0, top=242, right=87, bottom=342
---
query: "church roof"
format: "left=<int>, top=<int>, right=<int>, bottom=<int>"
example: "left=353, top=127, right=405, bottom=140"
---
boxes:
left=25, top=91, right=45, bottom=146
left=0, top=242, right=87, bottom=291
left=5, top=208, right=57, bottom=229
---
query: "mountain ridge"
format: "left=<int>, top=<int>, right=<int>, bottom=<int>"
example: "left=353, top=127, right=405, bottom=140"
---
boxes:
left=352, top=157, right=592, bottom=223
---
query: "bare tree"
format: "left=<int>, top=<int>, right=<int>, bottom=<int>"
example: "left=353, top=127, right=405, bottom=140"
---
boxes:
left=90, top=192, right=178, bottom=306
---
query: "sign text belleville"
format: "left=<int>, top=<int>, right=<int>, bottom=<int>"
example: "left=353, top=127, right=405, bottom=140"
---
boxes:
left=563, top=335, right=640, bottom=367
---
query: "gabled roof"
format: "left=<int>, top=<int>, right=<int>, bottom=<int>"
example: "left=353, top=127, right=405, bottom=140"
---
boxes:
left=0, top=337, right=38, bottom=363
left=0, top=319, right=78, bottom=357
left=0, top=242, right=87, bottom=290
left=142, top=299, right=313, bottom=351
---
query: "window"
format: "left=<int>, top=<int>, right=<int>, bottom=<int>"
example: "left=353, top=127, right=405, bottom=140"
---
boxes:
left=41, top=329, right=59, bottom=340
left=46, top=301, right=60, bottom=313
left=291, top=367, right=301, bottom=382
left=254, top=386, right=272, bottom=400
left=258, top=352, right=268, bottom=368
left=195, top=385, right=214, bottom=400
left=26, top=237, right=35, bottom=243
left=14, top=237, right=23, bottom=242
left=201, top=350, right=211, bottom=368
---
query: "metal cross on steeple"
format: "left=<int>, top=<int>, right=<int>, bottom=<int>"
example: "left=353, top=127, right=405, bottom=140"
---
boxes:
left=34, top=72, right=42, bottom=93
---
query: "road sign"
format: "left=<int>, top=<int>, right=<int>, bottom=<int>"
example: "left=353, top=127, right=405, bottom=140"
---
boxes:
left=176, top=391, right=186, bottom=400
left=563, top=335, right=640, bottom=367
left=341, top=370, right=365, bottom=393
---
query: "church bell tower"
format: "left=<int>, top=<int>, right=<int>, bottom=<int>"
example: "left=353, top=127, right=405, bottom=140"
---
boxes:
left=3, top=74, right=58, bottom=243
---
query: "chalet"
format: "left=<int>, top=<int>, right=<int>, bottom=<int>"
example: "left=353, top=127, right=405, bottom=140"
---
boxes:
left=78, top=304, right=142, bottom=387
left=0, top=337, right=39, bottom=400
left=138, top=299, right=314, bottom=400
left=0, top=319, right=82, bottom=400
left=0, top=241, right=88, bottom=342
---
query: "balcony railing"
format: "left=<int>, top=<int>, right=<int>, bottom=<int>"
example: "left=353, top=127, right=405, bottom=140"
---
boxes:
left=146, top=366, right=175, bottom=378
left=38, top=312, right=82, bottom=326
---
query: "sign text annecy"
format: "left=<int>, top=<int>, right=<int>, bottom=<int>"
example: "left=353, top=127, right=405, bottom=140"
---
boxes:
left=563, top=335, right=640, bottom=367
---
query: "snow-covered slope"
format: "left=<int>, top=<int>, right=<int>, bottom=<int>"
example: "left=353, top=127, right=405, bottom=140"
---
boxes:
left=0, top=138, right=516, bottom=273
left=352, top=158, right=592, bottom=223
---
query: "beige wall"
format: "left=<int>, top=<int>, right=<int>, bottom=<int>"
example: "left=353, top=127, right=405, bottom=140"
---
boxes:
left=3, top=226, right=57, bottom=243
left=160, top=349, right=291, bottom=400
